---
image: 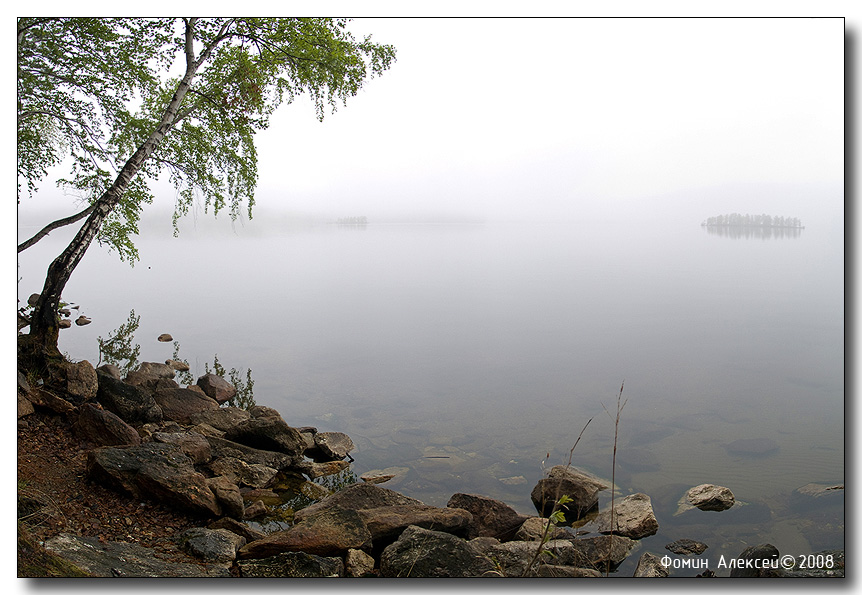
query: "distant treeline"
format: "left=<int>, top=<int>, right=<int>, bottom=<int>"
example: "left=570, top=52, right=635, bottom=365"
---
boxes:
left=702, top=213, right=803, bottom=228
left=337, top=216, right=368, bottom=225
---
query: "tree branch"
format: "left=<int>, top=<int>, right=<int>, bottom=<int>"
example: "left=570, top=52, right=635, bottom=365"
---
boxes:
left=18, top=203, right=97, bottom=252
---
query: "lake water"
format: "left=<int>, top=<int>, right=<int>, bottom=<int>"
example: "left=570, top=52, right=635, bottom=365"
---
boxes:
left=18, top=214, right=844, bottom=575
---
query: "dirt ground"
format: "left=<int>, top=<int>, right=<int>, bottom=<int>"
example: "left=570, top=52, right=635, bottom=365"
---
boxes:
left=17, top=409, right=204, bottom=575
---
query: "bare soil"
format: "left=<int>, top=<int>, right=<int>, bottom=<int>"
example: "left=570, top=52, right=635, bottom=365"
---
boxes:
left=17, top=409, right=205, bottom=575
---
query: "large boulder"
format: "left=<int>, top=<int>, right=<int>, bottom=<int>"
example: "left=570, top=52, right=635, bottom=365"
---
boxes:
left=153, top=388, right=220, bottom=423
left=308, top=432, right=354, bottom=461
left=294, top=482, right=423, bottom=522
left=208, top=457, right=279, bottom=489
left=206, top=475, right=245, bottom=519
left=238, top=552, right=344, bottom=578
left=569, top=535, right=636, bottom=571
left=446, top=493, right=529, bottom=540
left=238, top=508, right=371, bottom=559
left=61, top=360, right=98, bottom=403
left=177, top=527, right=246, bottom=563
left=45, top=534, right=230, bottom=577
left=96, top=371, right=163, bottom=425
left=196, top=374, right=237, bottom=404
left=86, top=443, right=220, bottom=517
left=357, top=504, right=474, bottom=542
left=633, top=552, right=669, bottom=577
left=296, top=459, right=351, bottom=480
left=595, top=493, right=659, bottom=539
left=379, top=525, right=497, bottom=578
left=206, top=436, right=300, bottom=471
left=72, top=403, right=141, bottom=447
left=189, top=407, right=252, bottom=432
left=530, top=466, right=609, bottom=520
left=729, top=543, right=782, bottom=578
left=223, top=417, right=307, bottom=457
left=152, top=431, right=212, bottom=464
left=136, top=362, right=176, bottom=378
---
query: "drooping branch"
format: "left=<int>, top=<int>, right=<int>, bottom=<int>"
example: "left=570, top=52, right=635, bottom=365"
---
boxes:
left=18, top=203, right=97, bottom=252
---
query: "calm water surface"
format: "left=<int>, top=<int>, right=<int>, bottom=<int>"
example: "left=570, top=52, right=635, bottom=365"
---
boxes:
left=18, top=217, right=844, bottom=575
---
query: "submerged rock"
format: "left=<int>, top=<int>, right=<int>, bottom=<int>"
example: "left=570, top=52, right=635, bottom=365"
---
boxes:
left=665, top=538, right=709, bottom=556
left=683, top=484, right=735, bottom=512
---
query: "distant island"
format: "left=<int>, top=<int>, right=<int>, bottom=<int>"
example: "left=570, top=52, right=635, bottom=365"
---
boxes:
left=702, top=213, right=804, bottom=239
left=702, top=213, right=803, bottom=228
left=336, top=216, right=368, bottom=225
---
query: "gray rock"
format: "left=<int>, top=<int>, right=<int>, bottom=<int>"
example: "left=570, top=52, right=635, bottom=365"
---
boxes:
left=474, top=539, right=575, bottom=577
left=729, top=543, right=782, bottom=578
left=531, top=565, right=602, bottom=577
left=249, top=405, right=282, bottom=419
left=75, top=315, right=91, bottom=326
left=96, top=371, right=163, bottom=424
left=72, top=403, right=141, bottom=447
left=152, top=431, right=212, bottom=464
left=294, top=482, right=423, bottom=523
left=178, top=527, right=246, bottom=563
left=62, top=360, right=98, bottom=402
left=514, top=516, right=569, bottom=542
left=570, top=535, right=636, bottom=571
left=238, top=508, right=371, bottom=559
left=238, top=551, right=344, bottom=577
left=633, top=552, right=669, bottom=577
left=296, top=459, right=351, bottom=479
left=157, top=333, right=173, bottom=342
left=310, top=431, right=355, bottom=460
left=165, top=359, right=190, bottom=372
left=530, top=466, right=609, bottom=520
left=86, top=443, right=220, bottom=517
left=208, top=456, right=279, bottom=489
left=136, top=361, right=176, bottom=378
left=357, top=504, right=474, bottom=542
left=207, top=517, right=266, bottom=543
left=345, top=548, right=376, bottom=577
left=17, top=390, right=34, bottom=419
left=665, top=538, right=708, bottom=556
left=206, top=475, right=245, bottom=518
left=379, top=525, right=497, bottom=578
left=243, top=500, right=267, bottom=520
left=206, top=436, right=299, bottom=471
left=447, top=492, right=529, bottom=540
left=95, top=364, right=123, bottom=379
left=45, top=533, right=230, bottom=577
left=595, top=493, right=659, bottom=539
left=153, top=387, right=220, bottom=423
left=685, top=484, right=735, bottom=512
left=224, top=417, right=306, bottom=457
left=781, top=549, right=844, bottom=578
left=189, top=407, right=252, bottom=432
left=196, top=373, right=237, bottom=404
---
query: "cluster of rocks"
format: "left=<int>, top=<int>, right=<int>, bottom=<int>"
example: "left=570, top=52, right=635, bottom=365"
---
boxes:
left=18, top=358, right=355, bottom=524
left=17, top=358, right=844, bottom=578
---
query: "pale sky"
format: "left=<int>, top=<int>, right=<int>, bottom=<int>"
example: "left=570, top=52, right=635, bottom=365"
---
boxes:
left=244, top=17, right=845, bottom=224
left=15, top=15, right=847, bottom=231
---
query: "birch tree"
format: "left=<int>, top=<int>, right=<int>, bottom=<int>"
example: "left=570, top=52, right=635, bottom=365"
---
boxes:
left=17, top=18, right=396, bottom=362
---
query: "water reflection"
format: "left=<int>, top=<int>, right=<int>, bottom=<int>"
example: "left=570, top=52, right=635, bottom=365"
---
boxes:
left=702, top=226, right=804, bottom=240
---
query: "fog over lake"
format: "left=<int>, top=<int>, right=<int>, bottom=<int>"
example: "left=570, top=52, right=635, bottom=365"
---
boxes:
left=16, top=17, right=844, bottom=576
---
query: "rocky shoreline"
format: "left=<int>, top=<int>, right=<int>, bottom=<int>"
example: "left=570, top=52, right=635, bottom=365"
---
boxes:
left=17, top=358, right=844, bottom=578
